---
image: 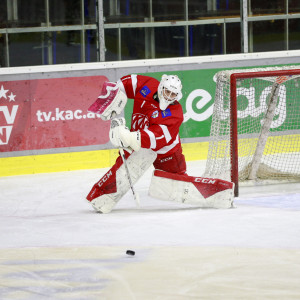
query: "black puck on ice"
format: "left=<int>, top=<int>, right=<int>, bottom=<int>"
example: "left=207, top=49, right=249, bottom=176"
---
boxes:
left=126, top=250, right=135, bottom=256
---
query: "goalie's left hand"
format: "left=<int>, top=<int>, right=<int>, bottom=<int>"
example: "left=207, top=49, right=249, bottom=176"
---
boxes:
left=109, top=119, right=141, bottom=151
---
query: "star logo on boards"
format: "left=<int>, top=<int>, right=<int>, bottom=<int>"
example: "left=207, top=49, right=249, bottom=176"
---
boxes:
left=8, top=92, right=16, bottom=102
left=0, top=84, right=19, bottom=146
left=0, top=85, right=9, bottom=100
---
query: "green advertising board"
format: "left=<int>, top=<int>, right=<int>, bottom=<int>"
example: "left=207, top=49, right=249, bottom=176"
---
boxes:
left=124, top=65, right=300, bottom=139
left=124, top=68, right=224, bottom=139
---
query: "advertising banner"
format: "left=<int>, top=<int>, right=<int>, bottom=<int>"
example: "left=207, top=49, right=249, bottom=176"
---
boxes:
left=133, top=68, right=298, bottom=138
left=2, top=67, right=296, bottom=154
left=0, top=76, right=109, bottom=152
left=125, top=69, right=223, bottom=138
left=1, top=69, right=220, bottom=154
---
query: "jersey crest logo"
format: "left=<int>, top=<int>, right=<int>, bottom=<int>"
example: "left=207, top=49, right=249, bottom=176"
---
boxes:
left=140, top=86, right=151, bottom=97
left=151, top=110, right=159, bottom=118
left=161, top=108, right=172, bottom=118
left=132, top=113, right=149, bottom=130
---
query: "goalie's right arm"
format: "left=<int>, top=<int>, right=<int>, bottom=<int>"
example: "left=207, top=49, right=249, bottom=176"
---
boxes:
left=109, top=118, right=141, bottom=152
left=88, top=81, right=128, bottom=120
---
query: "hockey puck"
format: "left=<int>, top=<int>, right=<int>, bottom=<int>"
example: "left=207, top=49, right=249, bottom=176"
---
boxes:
left=126, top=250, right=135, bottom=256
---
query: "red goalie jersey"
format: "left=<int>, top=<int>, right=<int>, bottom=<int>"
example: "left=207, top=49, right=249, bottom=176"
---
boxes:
left=117, top=74, right=186, bottom=174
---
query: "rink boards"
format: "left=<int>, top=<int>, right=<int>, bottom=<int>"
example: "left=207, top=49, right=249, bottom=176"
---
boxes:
left=0, top=142, right=209, bottom=176
left=1, top=51, right=300, bottom=177
left=1, top=133, right=299, bottom=176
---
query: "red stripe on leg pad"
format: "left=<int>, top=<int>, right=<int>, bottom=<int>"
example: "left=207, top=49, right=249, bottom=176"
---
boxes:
left=153, top=170, right=234, bottom=199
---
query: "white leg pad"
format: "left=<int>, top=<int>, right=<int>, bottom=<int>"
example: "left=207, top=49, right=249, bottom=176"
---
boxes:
left=90, top=194, right=117, bottom=214
left=149, top=170, right=234, bottom=209
left=90, top=148, right=157, bottom=213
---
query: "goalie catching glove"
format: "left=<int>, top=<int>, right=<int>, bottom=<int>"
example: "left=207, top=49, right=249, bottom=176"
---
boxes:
left=109, top=118, right=141, bottom=152
left=88, top=81, right=127, bottom=120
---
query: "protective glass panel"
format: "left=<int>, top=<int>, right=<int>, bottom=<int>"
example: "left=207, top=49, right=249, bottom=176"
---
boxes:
left=226, top=22, right=241, bottom=54
left=84, top=0, right=97, bottom=24
left=105, top=29, right=119, bottom=61
left=289, top=1, right=300, bottom=13
left=103, top=0, right=150, bottom=23
left=14, top=1, right=46, bottom=27
left=49, top=0, right=95, bottom=26
left=189, top=24, right=223, bottom=56
left=54, top=30, right=97, bottom=64
left=9, top=33, right=43, bottom=67
left=155, top=26, right=186, bottom=58
left=54, top=31, right=82, bottom=64
left=9, top=31, right=88, bottom=66
left=251, top=20, right=285, bottom=52
left=0, top=35, right=5, bottom=66
left=49, top=0, right=81, bottom=26
left=0, top=2, right=8, bottom=28
left=84, top=30, right=98, bottom=62
left=289, top=19, right=300, bottom=50
left=121, top=28, right=145, bottom=60
left=249, top=0, right=286, bottom=15
left=188, top=0, right=240, bottom=20
left=152, top=0, right=185, bottom=21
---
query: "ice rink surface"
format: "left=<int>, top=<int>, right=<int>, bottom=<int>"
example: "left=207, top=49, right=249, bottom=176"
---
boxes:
left=1, top=160, right=300, bottom=299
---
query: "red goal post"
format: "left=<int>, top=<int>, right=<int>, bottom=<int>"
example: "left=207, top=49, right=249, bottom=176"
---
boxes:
left=204, top=66, right=300, bottom=196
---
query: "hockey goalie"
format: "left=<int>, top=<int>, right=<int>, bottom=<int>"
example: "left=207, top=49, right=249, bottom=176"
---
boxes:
left=86, top=74, right=234, bottom=213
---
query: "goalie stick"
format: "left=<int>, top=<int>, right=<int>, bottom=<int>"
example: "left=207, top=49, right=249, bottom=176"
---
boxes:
left=119, top=147, right=140, bottom=206
left=111, top=112, right=140, bottom=207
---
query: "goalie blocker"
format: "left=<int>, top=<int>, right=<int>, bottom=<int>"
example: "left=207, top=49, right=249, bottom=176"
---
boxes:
left=149, top=170, right=234, bottom=209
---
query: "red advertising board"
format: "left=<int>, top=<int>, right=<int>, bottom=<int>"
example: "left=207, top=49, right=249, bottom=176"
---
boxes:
left=0, top=76, right=110, bottom=152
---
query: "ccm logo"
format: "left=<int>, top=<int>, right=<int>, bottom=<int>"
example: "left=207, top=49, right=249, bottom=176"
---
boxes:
left=194, top=178, right=216, bottom=184
left=160, top=157, right=172, bottom=163
left=97, top=170, right=113, bottom=187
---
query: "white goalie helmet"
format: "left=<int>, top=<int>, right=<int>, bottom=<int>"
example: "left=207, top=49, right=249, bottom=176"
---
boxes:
left=157, top=74, right=183, bottom=110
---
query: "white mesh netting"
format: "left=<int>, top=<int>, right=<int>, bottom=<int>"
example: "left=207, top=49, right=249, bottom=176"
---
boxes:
left=203, top=66, right=300, bottom=184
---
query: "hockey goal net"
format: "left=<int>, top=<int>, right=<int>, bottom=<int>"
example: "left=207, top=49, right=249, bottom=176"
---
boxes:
left=203, top=66, right=300, bottom=196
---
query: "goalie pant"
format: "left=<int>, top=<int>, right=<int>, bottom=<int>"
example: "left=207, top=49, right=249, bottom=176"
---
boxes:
left=86, top=149, right=234, bottom=213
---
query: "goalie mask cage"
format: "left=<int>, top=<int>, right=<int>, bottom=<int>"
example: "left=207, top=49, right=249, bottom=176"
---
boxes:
left=203, top=66, right=300, bottom=196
